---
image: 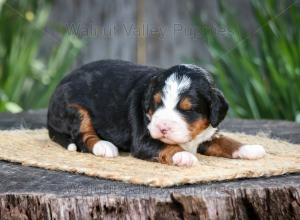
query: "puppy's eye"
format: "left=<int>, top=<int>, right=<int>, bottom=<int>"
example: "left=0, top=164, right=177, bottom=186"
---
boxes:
left=179, top=97, right=193, bottom=111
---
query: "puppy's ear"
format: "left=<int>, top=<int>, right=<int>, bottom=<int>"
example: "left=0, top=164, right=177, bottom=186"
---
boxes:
left=209, top=88, right=228, bottom=127
left=144, top=75, right=158, bottom=112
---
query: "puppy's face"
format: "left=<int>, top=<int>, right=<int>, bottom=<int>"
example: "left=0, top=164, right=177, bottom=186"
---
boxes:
left=144, top=64, right=228, bottom=145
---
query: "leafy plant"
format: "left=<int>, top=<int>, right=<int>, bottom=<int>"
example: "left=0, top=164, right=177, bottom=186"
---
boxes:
left=0, top=0, right=82, bottom=112
left=195, top=0, right=300, bottom=121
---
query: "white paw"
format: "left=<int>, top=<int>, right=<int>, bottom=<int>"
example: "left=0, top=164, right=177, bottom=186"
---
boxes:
left=92, top=141, right=119, bottom=157
left=232, top=145, right=266, bottom=160
left=172, top=151, right=198, bottom=167
left=67, top=143, right=77, bottom=151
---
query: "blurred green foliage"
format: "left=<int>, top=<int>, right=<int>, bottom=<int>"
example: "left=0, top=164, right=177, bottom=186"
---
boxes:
left=0, top=0, right=82, bottom=112
left=196, top=0, right=300, bottom=121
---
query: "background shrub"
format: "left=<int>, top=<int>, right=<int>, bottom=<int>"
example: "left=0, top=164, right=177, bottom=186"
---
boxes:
left=195, top=0, right=300, bottom=121
left=0, top=0, right=82, bottom=112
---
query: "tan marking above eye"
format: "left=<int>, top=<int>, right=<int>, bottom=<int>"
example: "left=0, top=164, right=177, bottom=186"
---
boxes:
left=153, top=92, right=162, bottom=104
left=179, top=97, right=192, bottom=111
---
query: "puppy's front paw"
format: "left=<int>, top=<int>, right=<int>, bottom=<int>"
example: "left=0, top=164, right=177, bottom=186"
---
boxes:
left=92, top=141, right=119, bottom=157
left=232, top=145, right=266, bottom=160
left=172, top=151, right=198, bottom=167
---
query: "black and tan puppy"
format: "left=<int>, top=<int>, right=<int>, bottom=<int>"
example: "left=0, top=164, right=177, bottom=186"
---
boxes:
left=47, top=60, right=266, bottom=166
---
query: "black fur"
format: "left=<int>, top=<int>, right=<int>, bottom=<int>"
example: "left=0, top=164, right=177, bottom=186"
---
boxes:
left=47, top=60, right=228, bottom=160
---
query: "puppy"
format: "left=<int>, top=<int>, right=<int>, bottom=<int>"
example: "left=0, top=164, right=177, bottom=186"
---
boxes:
left=47, top=60, right=266, bottom=166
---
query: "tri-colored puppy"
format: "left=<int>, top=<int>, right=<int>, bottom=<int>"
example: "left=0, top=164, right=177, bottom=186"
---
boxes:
left=47, top=60, right=266, bottom=166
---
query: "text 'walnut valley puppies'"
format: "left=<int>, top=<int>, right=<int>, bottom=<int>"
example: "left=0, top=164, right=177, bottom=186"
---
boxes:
left=47, top=60, right=266, bottom=167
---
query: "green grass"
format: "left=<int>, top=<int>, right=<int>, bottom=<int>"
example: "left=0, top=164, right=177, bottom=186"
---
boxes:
left=0, top=0, right=82, bottom=112
left=194, top=0, right=300, bottom=121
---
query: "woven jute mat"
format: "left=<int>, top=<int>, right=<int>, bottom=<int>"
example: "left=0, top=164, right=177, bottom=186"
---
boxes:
left=0, top=129, right=299, bottom=187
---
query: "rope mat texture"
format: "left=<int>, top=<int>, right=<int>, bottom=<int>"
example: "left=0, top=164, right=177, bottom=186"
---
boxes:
left=0, top=129, right=299, bottom=187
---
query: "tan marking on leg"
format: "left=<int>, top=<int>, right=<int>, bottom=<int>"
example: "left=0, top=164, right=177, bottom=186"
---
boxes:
left=69, top=104, right=100, bottom=153
left=202, top=135, right=243, bottom=158
left=158, top=145, right=184, bottom=165
left=189, top=118, right=209, bottom=138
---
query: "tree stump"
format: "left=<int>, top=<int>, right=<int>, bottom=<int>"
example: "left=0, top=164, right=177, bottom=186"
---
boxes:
left=0, top=110, right=299, bottom=219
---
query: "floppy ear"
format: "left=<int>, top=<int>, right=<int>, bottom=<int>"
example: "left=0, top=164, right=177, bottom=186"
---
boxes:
left=144, top=75, right=158, bottom=112
left=209, top=88, right=229, bottom=127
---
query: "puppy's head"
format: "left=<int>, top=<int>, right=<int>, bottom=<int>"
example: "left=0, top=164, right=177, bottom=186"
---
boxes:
left=144, top=64, right=228, bottom=144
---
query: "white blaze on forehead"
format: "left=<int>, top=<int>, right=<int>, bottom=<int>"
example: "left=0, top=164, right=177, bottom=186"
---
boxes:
left=162, top=73, right=191, bottom=109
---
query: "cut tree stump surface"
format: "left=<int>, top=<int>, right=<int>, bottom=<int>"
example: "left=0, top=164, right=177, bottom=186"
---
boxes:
left=0, top=110, right=300, bottom=219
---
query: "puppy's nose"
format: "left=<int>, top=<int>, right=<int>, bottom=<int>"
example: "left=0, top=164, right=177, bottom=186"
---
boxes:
left=160, top=128, right=168, bottom=135
left=157, top=123, right=171, bottom=135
